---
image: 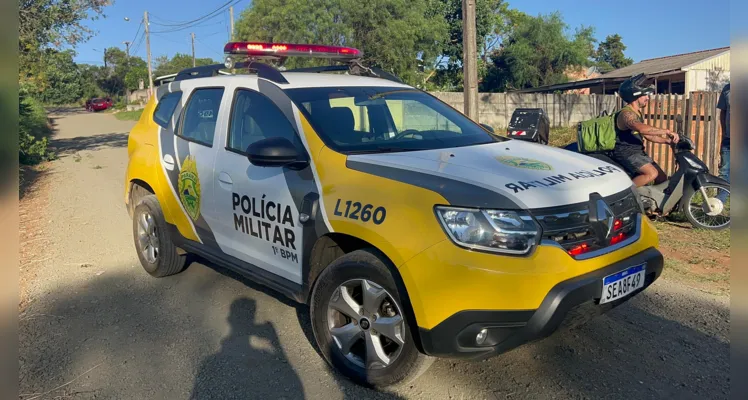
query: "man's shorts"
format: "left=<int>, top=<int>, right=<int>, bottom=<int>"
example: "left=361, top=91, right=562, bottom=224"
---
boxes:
left=612, top=146, right=654, bottom=173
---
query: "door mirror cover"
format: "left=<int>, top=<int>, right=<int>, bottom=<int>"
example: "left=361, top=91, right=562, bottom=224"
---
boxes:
left=246, top=137, right=305, bottom=168
left=480, top=123, right=495, bottom=133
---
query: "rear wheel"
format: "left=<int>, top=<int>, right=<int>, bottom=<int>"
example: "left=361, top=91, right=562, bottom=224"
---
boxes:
left=310, top=249, right=433, bottom=389
left=684, top=183, right=730, bottom=230
left=132, top=195, right=187, bottom=277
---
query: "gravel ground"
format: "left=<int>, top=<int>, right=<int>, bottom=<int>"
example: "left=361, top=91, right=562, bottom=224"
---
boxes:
left=18, top=109, right=730, bottom=400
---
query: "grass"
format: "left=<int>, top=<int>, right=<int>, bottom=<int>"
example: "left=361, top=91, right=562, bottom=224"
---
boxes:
left=114, top=109, right=144, bottom=121
left=548, top=126, right=577, bottom=148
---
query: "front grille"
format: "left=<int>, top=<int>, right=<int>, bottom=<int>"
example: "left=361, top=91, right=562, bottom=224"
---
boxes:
left=532, top=189, right=640, bottom=256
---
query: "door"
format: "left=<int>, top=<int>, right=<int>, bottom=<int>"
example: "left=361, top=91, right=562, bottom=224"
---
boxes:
left=158, top=85, right=226, bottom=249
left=206, top=86, right=312, bottom=285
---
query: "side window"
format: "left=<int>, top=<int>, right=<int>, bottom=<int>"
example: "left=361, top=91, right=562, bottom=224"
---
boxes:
left=152, top=91, right=182, bottom=128
left=179, top=88, right=225, bottom=147
left=227, top=89, right=301, bottom=153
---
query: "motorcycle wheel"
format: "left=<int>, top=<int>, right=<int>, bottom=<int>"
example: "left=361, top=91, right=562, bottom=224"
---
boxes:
left=684, top=183, right=730, bottom=230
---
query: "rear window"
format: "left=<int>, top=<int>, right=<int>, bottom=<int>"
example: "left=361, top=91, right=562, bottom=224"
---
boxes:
left=153, top=92, right=182, bottom=128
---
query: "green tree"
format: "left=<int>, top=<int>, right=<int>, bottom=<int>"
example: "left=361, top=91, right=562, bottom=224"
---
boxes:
left=124, top=57, right=148, bottom=91
left=340, top=0, right=447, bottom=85
left=234, top=0, right=447, bottom=86
left=36, top=49, right=84, bottom=104
left=153, top=53, right=217, bottom=77
left=19, top=0, right=108, bottom=91
left=595, top=34, right=633, bottom=73
left=439, top=0, right=513, bottom=63
left=18, top=0, right=109, bottom=165
left=77, top=63, right=107, bottom=100
left=481, top=12, right=596, bottom=92
left=430, top=2, right=522, bottom=90
left=235, top=0, right=352, bottom=69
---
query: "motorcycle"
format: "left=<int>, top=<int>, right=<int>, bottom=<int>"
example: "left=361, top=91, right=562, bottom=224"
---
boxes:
left=562, top=115, right=730, bottom=230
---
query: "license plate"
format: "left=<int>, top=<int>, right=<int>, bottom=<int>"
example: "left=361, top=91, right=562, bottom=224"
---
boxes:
left=600, top=264, right=646, bottom=304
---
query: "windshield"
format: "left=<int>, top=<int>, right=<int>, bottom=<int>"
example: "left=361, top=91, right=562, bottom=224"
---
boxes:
left=284, top=86, right=505, bottom=153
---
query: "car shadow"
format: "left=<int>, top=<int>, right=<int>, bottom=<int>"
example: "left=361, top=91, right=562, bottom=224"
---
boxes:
left=49, top=132, right=129, bottom=156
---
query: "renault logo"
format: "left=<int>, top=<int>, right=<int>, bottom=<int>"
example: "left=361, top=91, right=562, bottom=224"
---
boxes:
left=588, top=193, right=615, bottom=244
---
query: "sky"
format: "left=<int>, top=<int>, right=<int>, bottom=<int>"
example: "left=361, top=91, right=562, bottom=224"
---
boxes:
left=72, top=0, right=732, bottom=68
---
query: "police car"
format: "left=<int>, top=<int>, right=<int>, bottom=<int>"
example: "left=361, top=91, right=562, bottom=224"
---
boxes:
left=124, top=42, right=664, bottom=388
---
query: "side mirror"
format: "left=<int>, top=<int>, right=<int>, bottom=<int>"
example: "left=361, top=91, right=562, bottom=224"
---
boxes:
left=246, top=137, right=307, bottom=169
left=480, top=123, right=495, bottom=133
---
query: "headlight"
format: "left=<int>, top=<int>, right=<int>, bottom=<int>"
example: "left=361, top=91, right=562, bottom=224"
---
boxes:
left=435, top=207, right=540, bottom=255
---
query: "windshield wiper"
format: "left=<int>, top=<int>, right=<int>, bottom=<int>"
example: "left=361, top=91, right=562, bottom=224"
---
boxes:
left=368, top=89, right=417, bottom=100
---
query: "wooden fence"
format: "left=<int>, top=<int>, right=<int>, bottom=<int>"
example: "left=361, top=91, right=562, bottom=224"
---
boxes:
left=622, top=92, right=724, bottom=175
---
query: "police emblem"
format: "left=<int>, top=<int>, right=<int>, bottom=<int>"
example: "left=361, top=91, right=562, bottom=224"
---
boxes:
left=496, top=156, right=552, bottom=171
left=178, top=155, right=201, bottom=221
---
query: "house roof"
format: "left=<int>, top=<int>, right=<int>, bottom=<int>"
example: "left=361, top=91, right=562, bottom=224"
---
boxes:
left=600, top=47, right=730, bottom=78
left=509, top=46, right=730, bottom=93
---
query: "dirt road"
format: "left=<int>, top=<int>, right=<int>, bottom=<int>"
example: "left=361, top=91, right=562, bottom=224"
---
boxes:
left=19, top=110, right=730, bottom=399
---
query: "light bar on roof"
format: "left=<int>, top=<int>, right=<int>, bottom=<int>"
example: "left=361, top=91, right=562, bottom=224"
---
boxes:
left=223, top=42, right=362, bottom=60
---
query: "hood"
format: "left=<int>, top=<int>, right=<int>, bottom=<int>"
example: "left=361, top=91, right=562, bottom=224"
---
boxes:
left=346, top=140, right=633, bottom=209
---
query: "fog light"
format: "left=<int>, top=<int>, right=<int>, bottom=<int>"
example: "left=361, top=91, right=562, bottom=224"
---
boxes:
left=476, top=328, right=488, bottom=345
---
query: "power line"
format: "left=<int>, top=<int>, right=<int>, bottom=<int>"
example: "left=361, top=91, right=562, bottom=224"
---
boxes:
left=195, top=36, right=225, bottom=59
left=129, top=18, right=144, bottom=47
left=200, top=29, right=227, bottom=38
left=152, top=32, right=191, bottom=46
left=131, top=31, right=147, bottom=56
left=149, top=0, right=240, bottom=28
left=150, top=15, right=227, bottom=34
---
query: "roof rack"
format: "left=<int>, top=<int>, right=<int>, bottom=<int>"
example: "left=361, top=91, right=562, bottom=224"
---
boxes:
left=172, top=61, right=289, bottom=84
left=171, top=59, right=403, bottom=85
left=285, top=64, right=403, bottom=83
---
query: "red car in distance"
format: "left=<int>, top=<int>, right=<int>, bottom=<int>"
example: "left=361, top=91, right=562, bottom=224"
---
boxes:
left=86, top=97, right=112, bottom=112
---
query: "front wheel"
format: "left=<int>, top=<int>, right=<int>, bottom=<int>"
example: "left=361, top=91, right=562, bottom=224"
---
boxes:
left=684, top=182, right=730, bottom=230
left=310, top=249, right=433, bottom=389
left=132, top=195, right=188, bottom=277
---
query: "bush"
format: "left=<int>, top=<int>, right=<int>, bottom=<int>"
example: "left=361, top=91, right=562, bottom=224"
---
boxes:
left=19, top=94, right=53, bottom=165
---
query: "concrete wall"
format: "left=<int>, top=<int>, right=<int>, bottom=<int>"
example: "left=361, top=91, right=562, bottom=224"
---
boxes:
left=429, top=92, right=619, bottom=128
left=128, top=89, right=150, bottom=105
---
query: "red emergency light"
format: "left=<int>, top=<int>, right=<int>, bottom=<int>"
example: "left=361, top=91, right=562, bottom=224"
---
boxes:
left=223, top=42, right=362, bottom=59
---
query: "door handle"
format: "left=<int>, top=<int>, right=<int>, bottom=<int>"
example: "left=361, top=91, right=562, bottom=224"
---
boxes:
left=163, top=154, right=175, bottom=171
left=218, top=172, right=233, bottom=189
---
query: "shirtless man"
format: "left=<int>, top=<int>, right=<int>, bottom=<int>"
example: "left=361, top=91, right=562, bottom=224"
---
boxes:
left=612, top=73, right=680, bottom=187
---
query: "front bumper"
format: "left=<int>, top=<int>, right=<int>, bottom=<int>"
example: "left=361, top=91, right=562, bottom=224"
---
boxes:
left=417, top=246, right=663, bottom=359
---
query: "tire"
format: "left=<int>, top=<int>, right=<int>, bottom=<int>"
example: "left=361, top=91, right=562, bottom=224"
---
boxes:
left=684, top=182, right=730, bottom=230
left=132, top=195, right=187, bottom=277
left=310, top=249, right=433, bottom=389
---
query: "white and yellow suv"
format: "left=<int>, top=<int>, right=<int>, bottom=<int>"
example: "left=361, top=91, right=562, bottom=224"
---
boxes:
left=124, top=42, right=663, bottom=388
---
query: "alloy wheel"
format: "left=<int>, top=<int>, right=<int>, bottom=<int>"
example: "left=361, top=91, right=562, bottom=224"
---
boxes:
left=327, top=279, right=405, bottom=370
left=137, top=211, right=160, bottom=263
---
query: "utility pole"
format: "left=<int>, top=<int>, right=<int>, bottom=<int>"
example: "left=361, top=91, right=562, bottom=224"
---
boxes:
left=462, top=0, right=478, bottom=121
left=123, top=41, right=131, bottom=105
left=191, top=33, right=196, bottom=67
left=229, top=6, right=235, bottom=40
left=144, top=11, right=154, bottom=98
